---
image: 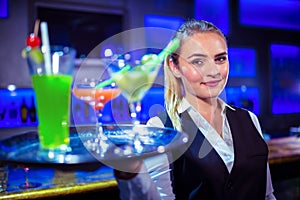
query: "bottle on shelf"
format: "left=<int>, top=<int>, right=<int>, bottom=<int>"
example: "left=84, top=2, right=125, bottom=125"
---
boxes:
left=29, top=96, right=37, bottom=123
left=20, top=98, right=28, bottom=123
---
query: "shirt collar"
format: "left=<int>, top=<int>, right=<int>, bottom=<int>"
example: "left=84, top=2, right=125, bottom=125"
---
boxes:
left=178, top=97, right=236, bottom=114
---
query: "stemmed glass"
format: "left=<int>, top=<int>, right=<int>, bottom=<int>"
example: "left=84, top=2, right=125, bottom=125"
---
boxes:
left=72, top=78, right=121, bottom=156
left=106, top=39, right=179, bottom=154
left=106, top=54, right=162, bottom=153
left=107, top=39, right=179, bottom=125
left=19, top=166, right=41, bottom=189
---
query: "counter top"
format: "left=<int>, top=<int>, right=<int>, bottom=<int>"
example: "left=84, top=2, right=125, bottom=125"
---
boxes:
left=0, top=165, right=117, bottom=200
left=267, top=135, right=300, bottom=165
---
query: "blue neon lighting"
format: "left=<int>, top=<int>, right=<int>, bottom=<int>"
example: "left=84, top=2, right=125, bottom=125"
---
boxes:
left=194, top=0, right=229, bottom=35
left=0, top=0, right=8, bottom=18
left=240, top=0, right=300, bottom=30
left=144, top=14, right=183, bottom=30
left=0, top=88, right=37, bottom=128
left=271, top=44, right=300, bottom=114
left=144, top=14, right=183, bottom=54
left=228, top=48, right=256, bottom=77
left=223, top=86, right=260, bottom=114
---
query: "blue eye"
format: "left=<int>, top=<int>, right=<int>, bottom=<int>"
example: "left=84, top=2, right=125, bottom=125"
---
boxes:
left=191, top=59, right=204, bottom=66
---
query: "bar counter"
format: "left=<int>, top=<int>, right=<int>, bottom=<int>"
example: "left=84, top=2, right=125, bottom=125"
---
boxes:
left=0, top=165, right=118, bottom=200
left=1, top=134, right=300, bottom=199
left=267, top=135, right=300, bottom=182
left=267, top=135, right=300, bottom=165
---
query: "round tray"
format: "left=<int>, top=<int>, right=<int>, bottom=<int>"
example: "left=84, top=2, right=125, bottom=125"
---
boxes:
left=0, top=124, right=188, bottom=169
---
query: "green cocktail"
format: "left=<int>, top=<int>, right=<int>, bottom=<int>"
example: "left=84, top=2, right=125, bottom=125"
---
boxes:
left=112, top=70, right=156, bottom=103
left=25, top=45, right=76, bottom=153
left=32, top=74, right=73, bottom=149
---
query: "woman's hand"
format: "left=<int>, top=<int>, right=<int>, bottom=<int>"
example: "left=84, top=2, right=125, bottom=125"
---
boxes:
left=113, top=159, right=143, bottom=180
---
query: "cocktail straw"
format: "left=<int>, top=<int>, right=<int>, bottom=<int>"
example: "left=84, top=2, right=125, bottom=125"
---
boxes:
left=40, top=21, right=52, bottom=74
left=34, top=19, right=40, bottom=37
left=95, top=38, right=180, bottom=89
left=145, top=38, right=180, bottom=71
left=95, top=64, right=130, bottom=89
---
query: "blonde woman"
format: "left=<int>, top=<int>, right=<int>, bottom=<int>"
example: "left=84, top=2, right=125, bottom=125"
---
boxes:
left=114, top=19, right=276, bottom=200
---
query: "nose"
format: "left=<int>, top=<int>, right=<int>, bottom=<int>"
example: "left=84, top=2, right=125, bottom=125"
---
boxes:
left=205, top=60, right=220, bottom=78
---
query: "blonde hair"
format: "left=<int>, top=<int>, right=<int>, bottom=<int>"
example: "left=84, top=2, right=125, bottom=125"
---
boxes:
left=164, top=19, right=226, bottom=131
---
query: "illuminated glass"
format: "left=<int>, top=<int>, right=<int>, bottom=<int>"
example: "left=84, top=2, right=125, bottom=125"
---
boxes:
left=223, top=86, right=260, bottom=114
left=0, top=0, right=8, bottom=18
left=240, top=0, right=300, bottom=30
left=228, top=48, right=256, bottom=77
left=194, top=0, right=229, bottom=35
left=271, top=44, right=300, bottom=114
left=144, top=14, right=183, bottom=30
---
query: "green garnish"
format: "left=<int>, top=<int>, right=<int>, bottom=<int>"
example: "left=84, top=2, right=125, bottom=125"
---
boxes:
left=95, top=64, right=130, bottom=89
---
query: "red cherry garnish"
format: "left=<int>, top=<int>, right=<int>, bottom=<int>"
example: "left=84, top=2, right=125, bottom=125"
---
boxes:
left=26, top=33, right=41, bottom=48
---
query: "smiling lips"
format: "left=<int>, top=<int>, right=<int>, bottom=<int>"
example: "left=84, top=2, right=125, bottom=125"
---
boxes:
left=202, top=80, right=221, bottom=87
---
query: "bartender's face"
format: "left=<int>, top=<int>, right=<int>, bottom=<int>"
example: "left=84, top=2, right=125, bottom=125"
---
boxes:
left=170, top=32, right=229, bottom=101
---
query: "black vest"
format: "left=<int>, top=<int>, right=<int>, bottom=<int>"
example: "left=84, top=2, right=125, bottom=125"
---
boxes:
left=159, top=107, right=268, bottom=200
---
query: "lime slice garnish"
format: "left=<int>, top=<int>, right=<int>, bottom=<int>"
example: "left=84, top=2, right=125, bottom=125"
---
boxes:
left=29, top=48, right=44, bottom=64
left=141, top=54, right=158, bottom=64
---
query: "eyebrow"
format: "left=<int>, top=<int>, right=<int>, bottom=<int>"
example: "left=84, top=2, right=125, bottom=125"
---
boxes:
left=215, top=52, right=228, bottom=57
left=187, top=53, right=207, bottom=59
left=187, top=52, right=228, bottom=59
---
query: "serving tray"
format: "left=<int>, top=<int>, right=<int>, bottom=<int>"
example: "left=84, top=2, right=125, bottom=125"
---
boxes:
left=0, top=124, right=188, bottom=169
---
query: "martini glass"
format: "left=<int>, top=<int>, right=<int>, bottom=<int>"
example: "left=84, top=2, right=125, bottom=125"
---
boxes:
left=107, top=55, right=162, bottom=153
left=72, top=78, right=121, bottom=155
left=107, top=39, right=179, bottom=126
left=106, top=39, right=179, bottom=154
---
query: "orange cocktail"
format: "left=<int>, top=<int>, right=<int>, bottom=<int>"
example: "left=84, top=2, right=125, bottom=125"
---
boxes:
left=73, top=87, right=121, bottom=122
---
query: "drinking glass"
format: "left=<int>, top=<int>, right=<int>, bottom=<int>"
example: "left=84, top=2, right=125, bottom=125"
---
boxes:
left=19, top=166, right=41, bottom=189
left=106, top=38, right=179, bottom=126
left=72, top=78, right=121, bottom=155
left=107, top=54, right=162, bottom=153
left=24, top=46, right=75, bottom=188
left=26, top=45, right=76, bottom=156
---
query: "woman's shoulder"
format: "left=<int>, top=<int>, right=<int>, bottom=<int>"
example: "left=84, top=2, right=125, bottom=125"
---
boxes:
left=226, top=105, right=262, bottom=133
left=236, top=107, right=262, bottom=135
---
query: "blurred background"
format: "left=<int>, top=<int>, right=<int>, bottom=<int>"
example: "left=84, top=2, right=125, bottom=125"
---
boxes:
left=0, top=0, right=300, bottom=138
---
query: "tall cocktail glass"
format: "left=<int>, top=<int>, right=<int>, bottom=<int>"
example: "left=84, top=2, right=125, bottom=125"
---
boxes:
left=26, top=46, right=76, bottom=154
